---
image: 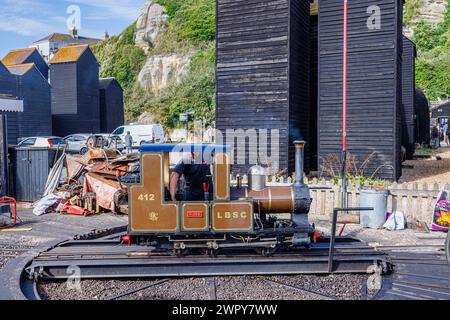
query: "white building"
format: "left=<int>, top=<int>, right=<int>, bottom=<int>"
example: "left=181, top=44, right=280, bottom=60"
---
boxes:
left=29, top=28, right=102, bottom=62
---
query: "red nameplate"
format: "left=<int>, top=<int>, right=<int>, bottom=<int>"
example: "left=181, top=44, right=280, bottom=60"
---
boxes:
left=187, top=211, right=203, bottom=218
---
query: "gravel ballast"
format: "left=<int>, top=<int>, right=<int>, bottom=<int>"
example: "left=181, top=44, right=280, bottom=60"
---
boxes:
left=38, top=273, right=376, bottom=301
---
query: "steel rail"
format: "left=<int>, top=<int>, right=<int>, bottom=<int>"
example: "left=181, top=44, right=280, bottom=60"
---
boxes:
left=210, top=277, right=217, bottom=300
left=26, top=252, right=391, bottom=281
left=263, top=279, right=336, bottom=300
left=107, top=279, right=170, bottom=300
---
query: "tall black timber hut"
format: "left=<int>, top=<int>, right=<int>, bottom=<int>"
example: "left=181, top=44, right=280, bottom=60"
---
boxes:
left=6, top=63, right=52, bottom=139
left=2, top=48, right=48, bottom=80
left=99, top=78, right=125, bottom=133
left=401, top=36, right=417, bottom=160
left=318, top=0, right=404, bottom=181
left=415, top=87, right=430, bottom=145
left=216, top=0, right=311, bottom=175
left=49, top=45, right=100, bottom=137
left=0, top=62, right=20, bottom=144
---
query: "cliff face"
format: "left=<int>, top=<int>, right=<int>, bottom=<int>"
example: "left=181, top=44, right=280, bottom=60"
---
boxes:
left=404, top=0, right=448, bottom=37
left=134, top=1, right=193, bottom=96
left=135, top=1, right=168, bottom=52
left=93, top=0, right=216, bottom=127
left=93, top=0, right=447, bottom=125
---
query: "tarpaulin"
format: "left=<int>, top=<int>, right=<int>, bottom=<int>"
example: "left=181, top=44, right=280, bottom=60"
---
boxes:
left=83, top=173, right=121, bottom=211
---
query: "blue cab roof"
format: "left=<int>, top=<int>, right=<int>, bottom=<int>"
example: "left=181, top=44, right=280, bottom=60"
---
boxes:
left=139, top=144, right=231, bottom=154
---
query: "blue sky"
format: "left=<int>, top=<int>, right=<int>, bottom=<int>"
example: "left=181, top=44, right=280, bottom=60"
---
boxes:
left=0, top=0, right=146, bottom=58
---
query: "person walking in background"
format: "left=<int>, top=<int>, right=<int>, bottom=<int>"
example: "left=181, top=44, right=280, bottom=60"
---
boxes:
left=431, top=123, right=440, bottom=148
left=443, top=119, right=450, bottom=147
left=125, top=131, right=133, bottom=154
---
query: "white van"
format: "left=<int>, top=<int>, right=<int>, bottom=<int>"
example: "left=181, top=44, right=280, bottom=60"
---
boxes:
left=111, top=124, right=165, bottom=148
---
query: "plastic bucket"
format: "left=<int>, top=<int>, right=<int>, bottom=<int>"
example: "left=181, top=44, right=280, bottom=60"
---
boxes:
left=359, top=188, right=389, bottom=229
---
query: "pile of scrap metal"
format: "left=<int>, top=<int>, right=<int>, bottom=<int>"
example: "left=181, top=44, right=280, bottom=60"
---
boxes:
left=36, top=148, right=140, bottom=217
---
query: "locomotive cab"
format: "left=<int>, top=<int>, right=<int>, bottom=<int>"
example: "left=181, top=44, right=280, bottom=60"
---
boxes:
left=128, top=142, right=314, bottom=253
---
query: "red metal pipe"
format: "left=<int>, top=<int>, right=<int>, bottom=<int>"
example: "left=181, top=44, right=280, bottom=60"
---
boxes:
left=0, top=196, right=17, bottom=227
left=343, top=0, right=348, bottom=151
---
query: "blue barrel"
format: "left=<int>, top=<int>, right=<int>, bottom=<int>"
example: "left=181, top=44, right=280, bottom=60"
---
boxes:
left=359, top=188, right=389, bottom=229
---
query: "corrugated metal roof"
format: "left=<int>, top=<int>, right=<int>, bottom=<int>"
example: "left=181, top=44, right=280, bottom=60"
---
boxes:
left=2, top=48, right=35, bottom=66
left=48, top=44, right=89, bottom=64
left=0, top=95, right=23, bottom=113
left=6, top=63, right=35, bottom=76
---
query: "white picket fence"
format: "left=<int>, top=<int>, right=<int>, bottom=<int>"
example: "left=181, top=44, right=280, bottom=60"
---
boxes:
left=231, top=175, right=447, bottom=224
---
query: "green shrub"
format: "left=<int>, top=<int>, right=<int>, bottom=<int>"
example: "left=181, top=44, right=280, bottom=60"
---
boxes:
left=413, top=0, right=450, bottom=101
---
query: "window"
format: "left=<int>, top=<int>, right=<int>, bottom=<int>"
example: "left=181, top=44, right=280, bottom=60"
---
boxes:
left=19, top=138, right=36, bottom=147
left=74, top=136, right=87, bottom=142
left=113, top=127, right=125, bottom=135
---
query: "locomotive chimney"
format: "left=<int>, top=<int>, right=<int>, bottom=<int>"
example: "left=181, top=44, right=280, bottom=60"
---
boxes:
left=294, top=141, right=306, bottom=186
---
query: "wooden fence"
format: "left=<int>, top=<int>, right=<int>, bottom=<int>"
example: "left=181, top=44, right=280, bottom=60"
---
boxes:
left=231, top=175, right=447, bottom=224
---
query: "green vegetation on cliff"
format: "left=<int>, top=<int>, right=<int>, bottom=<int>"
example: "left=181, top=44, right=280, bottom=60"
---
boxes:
left=93, top=0, right=216, bottom=127
left=93, top=0, right=448, bottom=128
left=412, top=0, right=450, bottom=102
left=92, top=23, right=147, bottom=123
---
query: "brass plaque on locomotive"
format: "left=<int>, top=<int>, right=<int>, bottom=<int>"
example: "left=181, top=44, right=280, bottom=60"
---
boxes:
left=129, top=154, right=179, bottom=233
left=181, top=203, right=209, bottom=232
left=212, top=202, right=253, bottom=232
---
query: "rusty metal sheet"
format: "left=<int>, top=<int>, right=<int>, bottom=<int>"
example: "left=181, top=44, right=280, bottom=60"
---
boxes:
left=83, top=173, right=121, bottom=211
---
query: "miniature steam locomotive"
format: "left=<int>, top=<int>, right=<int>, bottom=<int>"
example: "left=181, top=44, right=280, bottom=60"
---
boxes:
left=127, top=141, right=315, bottom=255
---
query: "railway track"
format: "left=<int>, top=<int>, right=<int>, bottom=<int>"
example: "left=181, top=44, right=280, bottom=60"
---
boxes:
left=23, top=237, right=391, bottom=281
left=1, top=228, right=448, bottom=301
left=374, top=250, right=450, bottom=300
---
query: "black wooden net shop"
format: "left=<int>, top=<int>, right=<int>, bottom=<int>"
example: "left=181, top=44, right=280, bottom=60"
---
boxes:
left=216, top=0, right=311, bottom=175
left=414, top=87, right=430, bottom=146
left=49, top=45, right=100, bottom=137
left=6, top=64, right=52, bottom=140
left=318, top=0, right=404, bottom=181
left=401, top=36, right=417, bottom=160
left=99, top=78, right=125, bottom=133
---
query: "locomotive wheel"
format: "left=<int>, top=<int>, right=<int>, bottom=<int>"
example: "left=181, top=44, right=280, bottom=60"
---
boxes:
left=202, top=249, right=218, bottom=258
left=173, top=249, right=189, bottom=257
left=257, top=247, right=277, bottom=257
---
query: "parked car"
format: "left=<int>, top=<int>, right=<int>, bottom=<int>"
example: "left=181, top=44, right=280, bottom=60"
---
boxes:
left=63, top=134, right=91, bottom=155
left=17, top=137, right=66, bottom=148
left=99, top=134, right=125, bottom=152
left=64, top=134, right=125, bottom=155
left=111, top=124, right=165, bottom=148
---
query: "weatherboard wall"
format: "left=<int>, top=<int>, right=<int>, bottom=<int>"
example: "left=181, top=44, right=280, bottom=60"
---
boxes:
left=14, top=66, right=52, bottom=139
left=0, top=63, right=19, bottom=144
left=401, top=36, right=416, bottom=160
left=99, top=79, right=124, bottom=133
left=216, top=0, right=310, bottom=175
left=415, top=87, right=430, bottom=145
left=23, top=50, right=49, bottom=80
left=50, top=49, right=100, bottom=137
left=318, top=0, right=403, bottom=180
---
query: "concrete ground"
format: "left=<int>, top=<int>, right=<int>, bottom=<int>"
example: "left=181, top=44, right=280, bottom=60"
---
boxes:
left=0, top=205, right=127, bottom=248
left=400, top=147, right=450, bottom=184
left=311, top=217, right=447, bottom=248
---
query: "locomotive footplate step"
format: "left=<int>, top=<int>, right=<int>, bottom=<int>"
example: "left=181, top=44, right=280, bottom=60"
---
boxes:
left=25, top=237, right=393, bottom=280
